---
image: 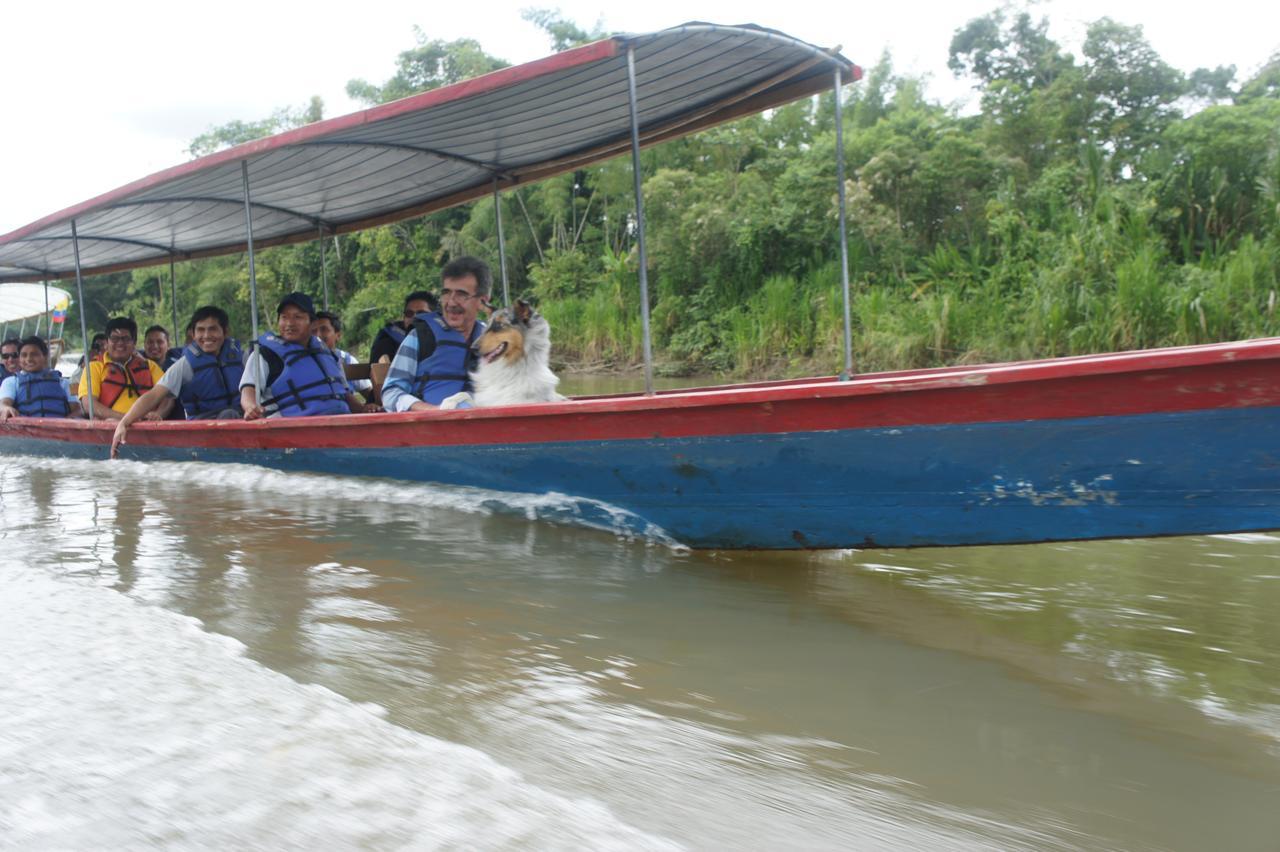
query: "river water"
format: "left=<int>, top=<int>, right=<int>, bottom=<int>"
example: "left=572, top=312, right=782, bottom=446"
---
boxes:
left=2, top=378, right=1279, bottom=849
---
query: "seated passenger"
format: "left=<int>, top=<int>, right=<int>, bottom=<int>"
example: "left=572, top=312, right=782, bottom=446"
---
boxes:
left=313, top=310, right=373, bottom=398
left=109, top=306, right=245, bottom=456
left=143, top=323, right=184, bottom=370
left=369, top=290, right=439, bottom=364
left=0, top=338, right=19, bottom=381
left=68, top=332, right=108, bottom=391
left=0, top=336, right=74, bottom=421
left=381, top=256, right=491, bottom=412
left=77, top=317, right=165, bottom=420
left=239, top=292, right=379, bottom=420
left=143, top=324, right=169, bottom=363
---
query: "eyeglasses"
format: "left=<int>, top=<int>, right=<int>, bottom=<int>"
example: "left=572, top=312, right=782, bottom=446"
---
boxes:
left=440, top=287, right=481, bottom=303
left=107, top=334, right=134, bottom=343
left=0, top=352, right=17, bottom=360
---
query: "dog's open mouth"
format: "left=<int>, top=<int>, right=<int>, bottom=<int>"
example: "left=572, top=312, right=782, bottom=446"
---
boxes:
left=480, top=341, right=508, bottom=363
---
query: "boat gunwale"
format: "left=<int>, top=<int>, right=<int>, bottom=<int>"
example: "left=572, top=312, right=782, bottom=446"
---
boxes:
left=3, top=335, right=1278, bottom=450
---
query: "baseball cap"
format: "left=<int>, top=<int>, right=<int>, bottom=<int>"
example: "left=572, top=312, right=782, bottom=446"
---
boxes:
left=277, top=291, right=316, bottom=319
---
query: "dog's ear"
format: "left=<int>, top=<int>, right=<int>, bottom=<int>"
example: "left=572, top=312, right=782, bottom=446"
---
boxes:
left=514, top=299, right=534, bottom=324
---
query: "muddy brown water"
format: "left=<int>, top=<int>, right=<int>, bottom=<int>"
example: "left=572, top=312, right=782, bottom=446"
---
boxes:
left=2, top=376, right=1277, bottom=849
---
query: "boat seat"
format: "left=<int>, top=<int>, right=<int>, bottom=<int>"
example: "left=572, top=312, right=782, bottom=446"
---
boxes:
left=343, top=360, right=390, bottom=404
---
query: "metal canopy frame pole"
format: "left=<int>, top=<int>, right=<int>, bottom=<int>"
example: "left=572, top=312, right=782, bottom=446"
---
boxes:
left=41, top=280, right=49, bottom=337
left=833, top=67, right=854, bottom=381
left=71, top=219, right=93, bottom=423
left=169, top=255, right=179, bottom=341
left=625, top=46, right=656, bottom=397
left=493, top=178, right=510, bottom=307
left=319, top=224, right=330, bottom=312
left=19, top=318, right=26, bottom=337
left=241, top=161, right=261, bottom=339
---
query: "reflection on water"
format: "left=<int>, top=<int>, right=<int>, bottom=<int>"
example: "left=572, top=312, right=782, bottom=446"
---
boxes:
left=2, top=455, right=1279, bottom=850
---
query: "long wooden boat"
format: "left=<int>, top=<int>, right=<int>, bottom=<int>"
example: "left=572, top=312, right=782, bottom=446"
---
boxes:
left=3, top=25, right=1279, bottom=549
left=4, top=337, right=1279, bottom=549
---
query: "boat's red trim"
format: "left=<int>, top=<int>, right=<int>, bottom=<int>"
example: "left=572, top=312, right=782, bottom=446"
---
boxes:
left=581, top=337, right=1280, bottom=398
left=5, top=338, right=1279, bottom=451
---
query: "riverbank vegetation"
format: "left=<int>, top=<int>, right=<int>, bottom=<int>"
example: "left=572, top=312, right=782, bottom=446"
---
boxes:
left=80, top=8, right=1280, bottom=378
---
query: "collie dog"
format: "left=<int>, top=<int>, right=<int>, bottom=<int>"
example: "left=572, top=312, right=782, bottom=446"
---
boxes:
left=441, top=300, right=564, bottom=408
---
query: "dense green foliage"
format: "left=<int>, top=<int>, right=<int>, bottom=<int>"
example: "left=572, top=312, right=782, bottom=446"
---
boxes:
left=72, top=8, right=1280, bottom=377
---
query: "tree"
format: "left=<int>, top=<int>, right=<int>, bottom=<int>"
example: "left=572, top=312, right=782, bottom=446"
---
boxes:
left=948, top=9, right=1071, bottom=91
left=1081, top=19, right=1184, bottom=171
left=188, top=97, right=323, bottom=158
left=521, top=8, right=605, bottom=52
left=346, top=29, right=508, bottom=105
left=1154, top=97, right=1280, bottom=258
left=1237, top=51, right=1280, bottom=102
left=949, top=9, right=1083, bottom=175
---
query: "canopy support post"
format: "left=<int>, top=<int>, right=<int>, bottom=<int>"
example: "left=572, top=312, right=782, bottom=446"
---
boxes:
left=319, top=224, right=330, bottom=312
left=169, top=255, right=179, bottom=342
left=71, top=219, right=93, bottom=423
left=833, top=67, right=854, bottom=381
left=19, top=318, right=26, bottom=337
left=41, top=279, right=50, bottom=338
left=493, top=178, right=511, bottom=307
left=241, top=161, right=261, bottom=339
left=626, top=46, right=656, bottom=397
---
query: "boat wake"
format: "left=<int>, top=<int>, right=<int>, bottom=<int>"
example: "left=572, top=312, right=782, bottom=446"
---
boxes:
left=0, top=561, right=679, bottom=850
left=7, top=455, right=689, bottom=552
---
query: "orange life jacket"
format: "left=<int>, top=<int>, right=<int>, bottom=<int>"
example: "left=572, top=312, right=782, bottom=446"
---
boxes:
left=98, top=354, right=155, bottom=407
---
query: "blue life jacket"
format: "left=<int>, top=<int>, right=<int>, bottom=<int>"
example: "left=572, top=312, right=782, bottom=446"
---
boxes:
left=15, top=369, right=70, bottom=418
left=409, top=312, right=485, bottom=405
left=178, top=339, right=244, bottom=418
left=369, top=321, right=408, bottom=362
left=162, top=347, right=184, bottom=371
left=254, top=333, right=349, bottom=417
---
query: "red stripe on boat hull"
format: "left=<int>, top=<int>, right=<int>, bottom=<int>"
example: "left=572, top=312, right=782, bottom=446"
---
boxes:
left=3, top=339, right=1280, bottom=451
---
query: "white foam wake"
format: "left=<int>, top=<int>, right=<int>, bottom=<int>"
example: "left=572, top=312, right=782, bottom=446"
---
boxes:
left=9, top=455, right=689, bottom=551
left=0, top=564, right=680, bottom=850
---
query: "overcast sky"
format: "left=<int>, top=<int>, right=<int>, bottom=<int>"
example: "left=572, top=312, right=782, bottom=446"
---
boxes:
left=0, top=0, right=1275, bottom=235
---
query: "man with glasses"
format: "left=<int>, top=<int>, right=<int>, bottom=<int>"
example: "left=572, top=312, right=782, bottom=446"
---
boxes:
left=0, top=338, right=19, bottom=382
left=381, top=256, right=492, bottom=412
left=77, top=317, right=167, bottom=420
left=369, top=290, right=440, bottom=365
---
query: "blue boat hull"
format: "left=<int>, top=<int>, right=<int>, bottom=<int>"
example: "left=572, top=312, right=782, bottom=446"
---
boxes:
left=7, top=405, right=1279, bottom=549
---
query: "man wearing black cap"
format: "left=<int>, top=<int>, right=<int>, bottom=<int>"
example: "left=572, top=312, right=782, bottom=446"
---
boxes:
left=238, top=292, right=380, bottom=419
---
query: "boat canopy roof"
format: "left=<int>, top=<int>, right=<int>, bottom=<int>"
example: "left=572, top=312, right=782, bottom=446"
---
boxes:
left=0, top=23, right=857, bottom=284
left=0, top=283, right=71, bottom=325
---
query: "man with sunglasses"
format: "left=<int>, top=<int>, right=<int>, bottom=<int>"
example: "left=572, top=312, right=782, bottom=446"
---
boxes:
left=76, top=317, right=167, bottom=420
left=0, top=338, right=19, bottom=382
left=369, top=290, right=440, bottom=365
left=381, top=256, right=491, bottom=412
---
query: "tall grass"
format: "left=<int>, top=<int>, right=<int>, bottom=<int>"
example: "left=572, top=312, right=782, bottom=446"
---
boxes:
left=535, top=206, right=1280, bottom=378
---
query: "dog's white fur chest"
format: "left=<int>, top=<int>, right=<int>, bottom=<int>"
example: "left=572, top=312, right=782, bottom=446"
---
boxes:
left=469, top=305, right=565, bottom=406
left=472, top=355, right=563, bottom=405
